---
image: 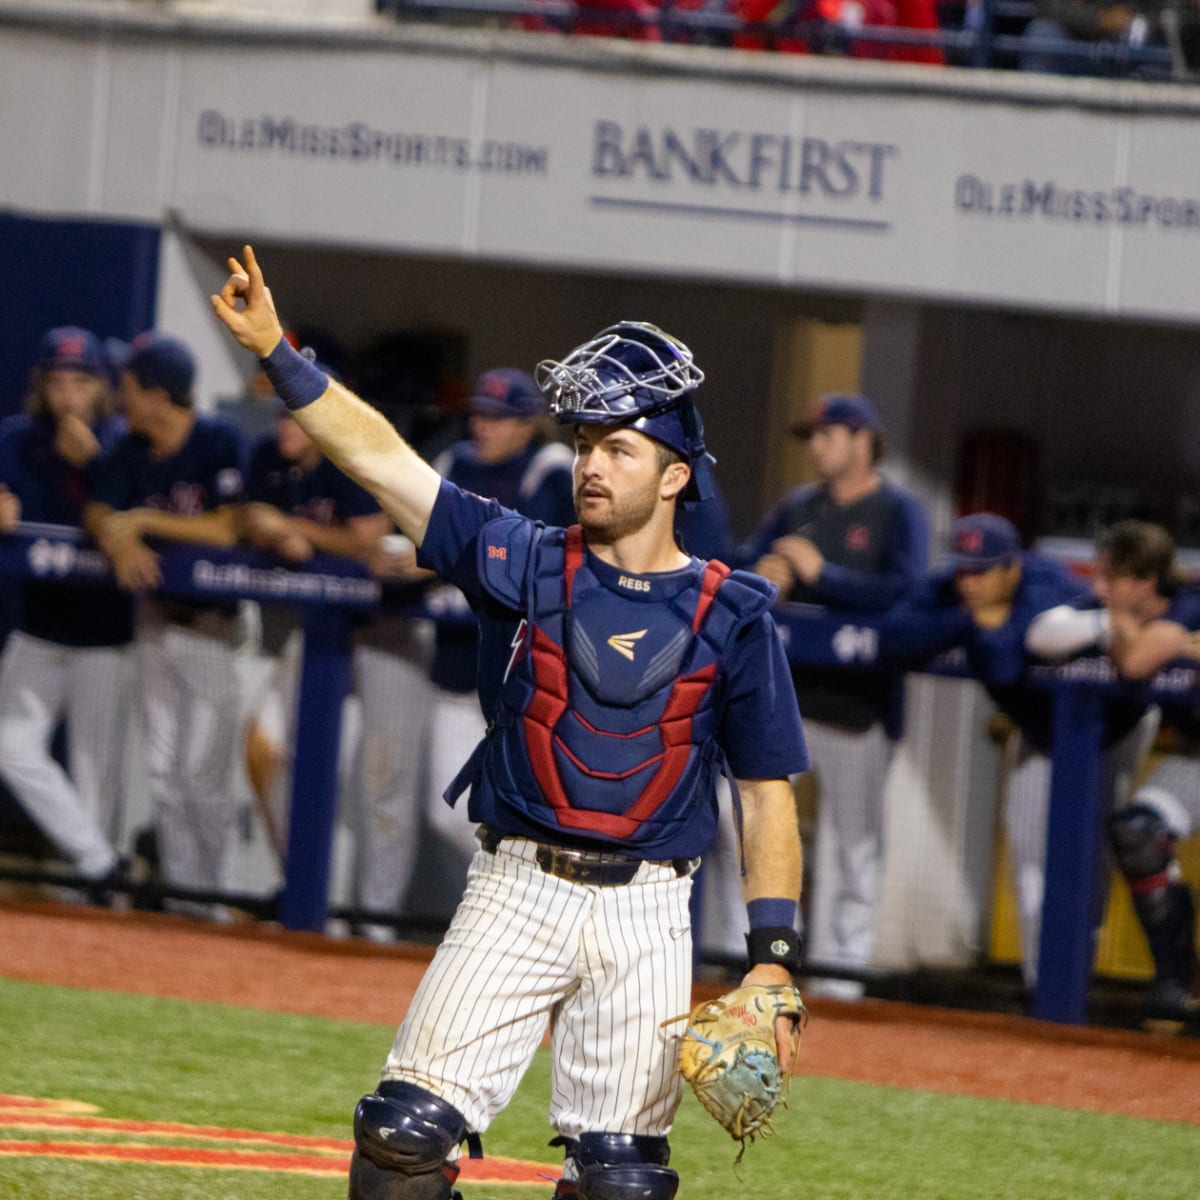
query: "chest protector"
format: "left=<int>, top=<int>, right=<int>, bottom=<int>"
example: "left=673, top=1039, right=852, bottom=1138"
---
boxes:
left=447, top=518, right=773, bottom=856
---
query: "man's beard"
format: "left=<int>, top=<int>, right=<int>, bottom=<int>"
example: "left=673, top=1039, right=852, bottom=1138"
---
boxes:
left=574, top=477, right=659, bottom=543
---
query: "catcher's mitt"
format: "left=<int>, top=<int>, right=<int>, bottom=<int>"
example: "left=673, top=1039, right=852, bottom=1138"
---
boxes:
left=674, top=983, right=807, bottom=1158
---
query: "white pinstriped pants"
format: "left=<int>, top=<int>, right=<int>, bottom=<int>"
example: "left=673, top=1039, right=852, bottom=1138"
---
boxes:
left=383, top=839, right=694, bottom=1144
left=0, top=631, right=130, bottom=877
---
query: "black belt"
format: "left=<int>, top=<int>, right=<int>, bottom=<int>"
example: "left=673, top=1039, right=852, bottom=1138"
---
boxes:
left=477, top=825, right=694, bottom=888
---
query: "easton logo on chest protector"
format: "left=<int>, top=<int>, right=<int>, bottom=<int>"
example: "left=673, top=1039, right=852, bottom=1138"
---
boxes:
left=516, top=525, right=730, bottom=840
left=606, top=629, right=647, bottom=660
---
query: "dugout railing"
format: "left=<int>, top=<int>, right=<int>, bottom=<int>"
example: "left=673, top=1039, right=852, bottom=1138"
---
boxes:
left=0, top=523, right=1187, bottom=1025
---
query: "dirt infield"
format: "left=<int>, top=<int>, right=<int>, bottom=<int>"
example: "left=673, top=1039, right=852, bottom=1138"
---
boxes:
left=2, top=900, right=1198, bottom=1126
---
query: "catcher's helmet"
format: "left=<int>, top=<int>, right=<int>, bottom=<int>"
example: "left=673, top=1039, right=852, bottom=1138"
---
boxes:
left=536, top=321, right=715, bottom=503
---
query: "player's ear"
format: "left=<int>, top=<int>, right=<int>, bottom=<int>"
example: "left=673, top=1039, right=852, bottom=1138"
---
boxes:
left=661, top=461, right=690, bottom=501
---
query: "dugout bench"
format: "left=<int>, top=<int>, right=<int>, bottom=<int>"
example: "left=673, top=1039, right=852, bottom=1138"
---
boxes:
left=2, top=524, right=1190, bottom=1026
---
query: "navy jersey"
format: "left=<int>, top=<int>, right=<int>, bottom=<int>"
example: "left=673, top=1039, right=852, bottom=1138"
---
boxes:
left=418, top=480, right=807, bottom=851
left=430, top=438, right=575, bottom=693
left=736, top=479, right=929, bottom=734
left=0, top=413, right=133, bottom=647
left=1144, top=585, right=1200, bottom=740
left=91, top=415, right=245, bottom=615
left=883, top=554, right=1145, bottom=752
left=246, top=436, right=380, bottom=525
left=92, top=415, right=245, bottom=515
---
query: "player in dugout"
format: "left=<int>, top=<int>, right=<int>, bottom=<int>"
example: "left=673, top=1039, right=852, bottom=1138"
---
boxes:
left=212, top=246, right=808, bottom=1200
left=1027, top=519, right=1200, bottom=1029
left=0, top=326, right=133, bottom=898
left=881, top=512, right=1155, bottom=996
left=85, top=333, right=246, bottom=915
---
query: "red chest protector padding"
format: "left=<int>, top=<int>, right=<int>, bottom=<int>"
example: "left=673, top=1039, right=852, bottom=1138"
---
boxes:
left=522, top=526, right=728, bottom=839
left=478, top=520, right=769, bottom=845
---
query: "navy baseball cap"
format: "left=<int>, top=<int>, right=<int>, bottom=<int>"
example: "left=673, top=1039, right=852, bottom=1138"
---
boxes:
left=37, top=326, right=107, bottom=377
left=793, top=392, right=882, bottom=438
left=469, top=369, right=545, bottom=419
left=948, top=513, right=1022, bottom=571
left=123, top=332, right=196, bottom=407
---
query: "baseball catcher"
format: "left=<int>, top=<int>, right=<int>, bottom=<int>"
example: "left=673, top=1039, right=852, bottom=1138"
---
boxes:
left=675, top=982, right=807, bottom=1159
left=213, top=248, right=810, bottom=1200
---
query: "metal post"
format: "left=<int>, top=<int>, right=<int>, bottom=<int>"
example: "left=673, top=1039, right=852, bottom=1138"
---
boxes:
left=1033, top=686, right=1104, bottom=1024
left=279, top=607, right=354, bottom=931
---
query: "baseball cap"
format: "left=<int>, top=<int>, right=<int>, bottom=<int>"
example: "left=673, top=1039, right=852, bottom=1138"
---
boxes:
left=948, top=513, right=1022, bottom=571
left=792, top=392, right=881, bottom=438
left=469, top=369, right=545, bottom=419
left=123, top=332, right=196, bottom=407
left=36, top=326, right=107, bottom=377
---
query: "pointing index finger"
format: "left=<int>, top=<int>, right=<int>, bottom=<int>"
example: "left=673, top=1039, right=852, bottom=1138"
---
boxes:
left=243, top=244, right=265, bottom=303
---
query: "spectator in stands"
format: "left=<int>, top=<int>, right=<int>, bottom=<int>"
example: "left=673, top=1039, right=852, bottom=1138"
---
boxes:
left=737, top=392, right=929, bottom=998
left=237, top=375, right=389, bottom=872
left=732, top=0, right=945, bottom=62
left=423, top=369, right=575, bottom=881
left=884, top=512, right=1155, bottom=993
left=0, top=327, right=132, bottom=897
left=517, top=0, right=665, bottom=40
left=1019, top=0, right=1167, bottom=75
left=85, top=333, right=246, bottom=915
left=1026, top=520, right=1199, bottom=1028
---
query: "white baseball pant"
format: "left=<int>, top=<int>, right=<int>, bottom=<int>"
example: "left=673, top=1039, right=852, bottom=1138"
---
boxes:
left=804, top=719, right=894, bottom=993
left=1004, top=707, right=1159, bottom=988
left=427, top=687, right=488, bottom=873
left=0, top=630, right=131, bottom=877
left=696, top=776, right=747, bottom=962
left=382, top=838, right=693, bottom=1143
left=138, top=615, right=239, bottom=893
left=352, top=642, right=433, bottom=919
left=1133, top=751, right=1200, bottom=841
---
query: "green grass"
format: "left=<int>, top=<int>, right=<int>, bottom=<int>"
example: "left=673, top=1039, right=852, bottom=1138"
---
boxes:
left=1, top=976, right=1197, bottom=1199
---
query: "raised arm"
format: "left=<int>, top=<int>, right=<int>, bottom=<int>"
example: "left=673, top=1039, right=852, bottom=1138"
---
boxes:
left=210, top=246, right=441, bottom=546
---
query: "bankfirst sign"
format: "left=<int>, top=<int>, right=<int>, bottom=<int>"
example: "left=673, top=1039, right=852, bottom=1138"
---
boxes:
left=3, top=21, right=1199, bottom=319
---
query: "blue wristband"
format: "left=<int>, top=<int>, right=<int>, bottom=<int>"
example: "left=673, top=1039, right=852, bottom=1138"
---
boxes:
left=259, top=338, right=328, bottom=411
left=747, top=898, right=797, bottom=930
